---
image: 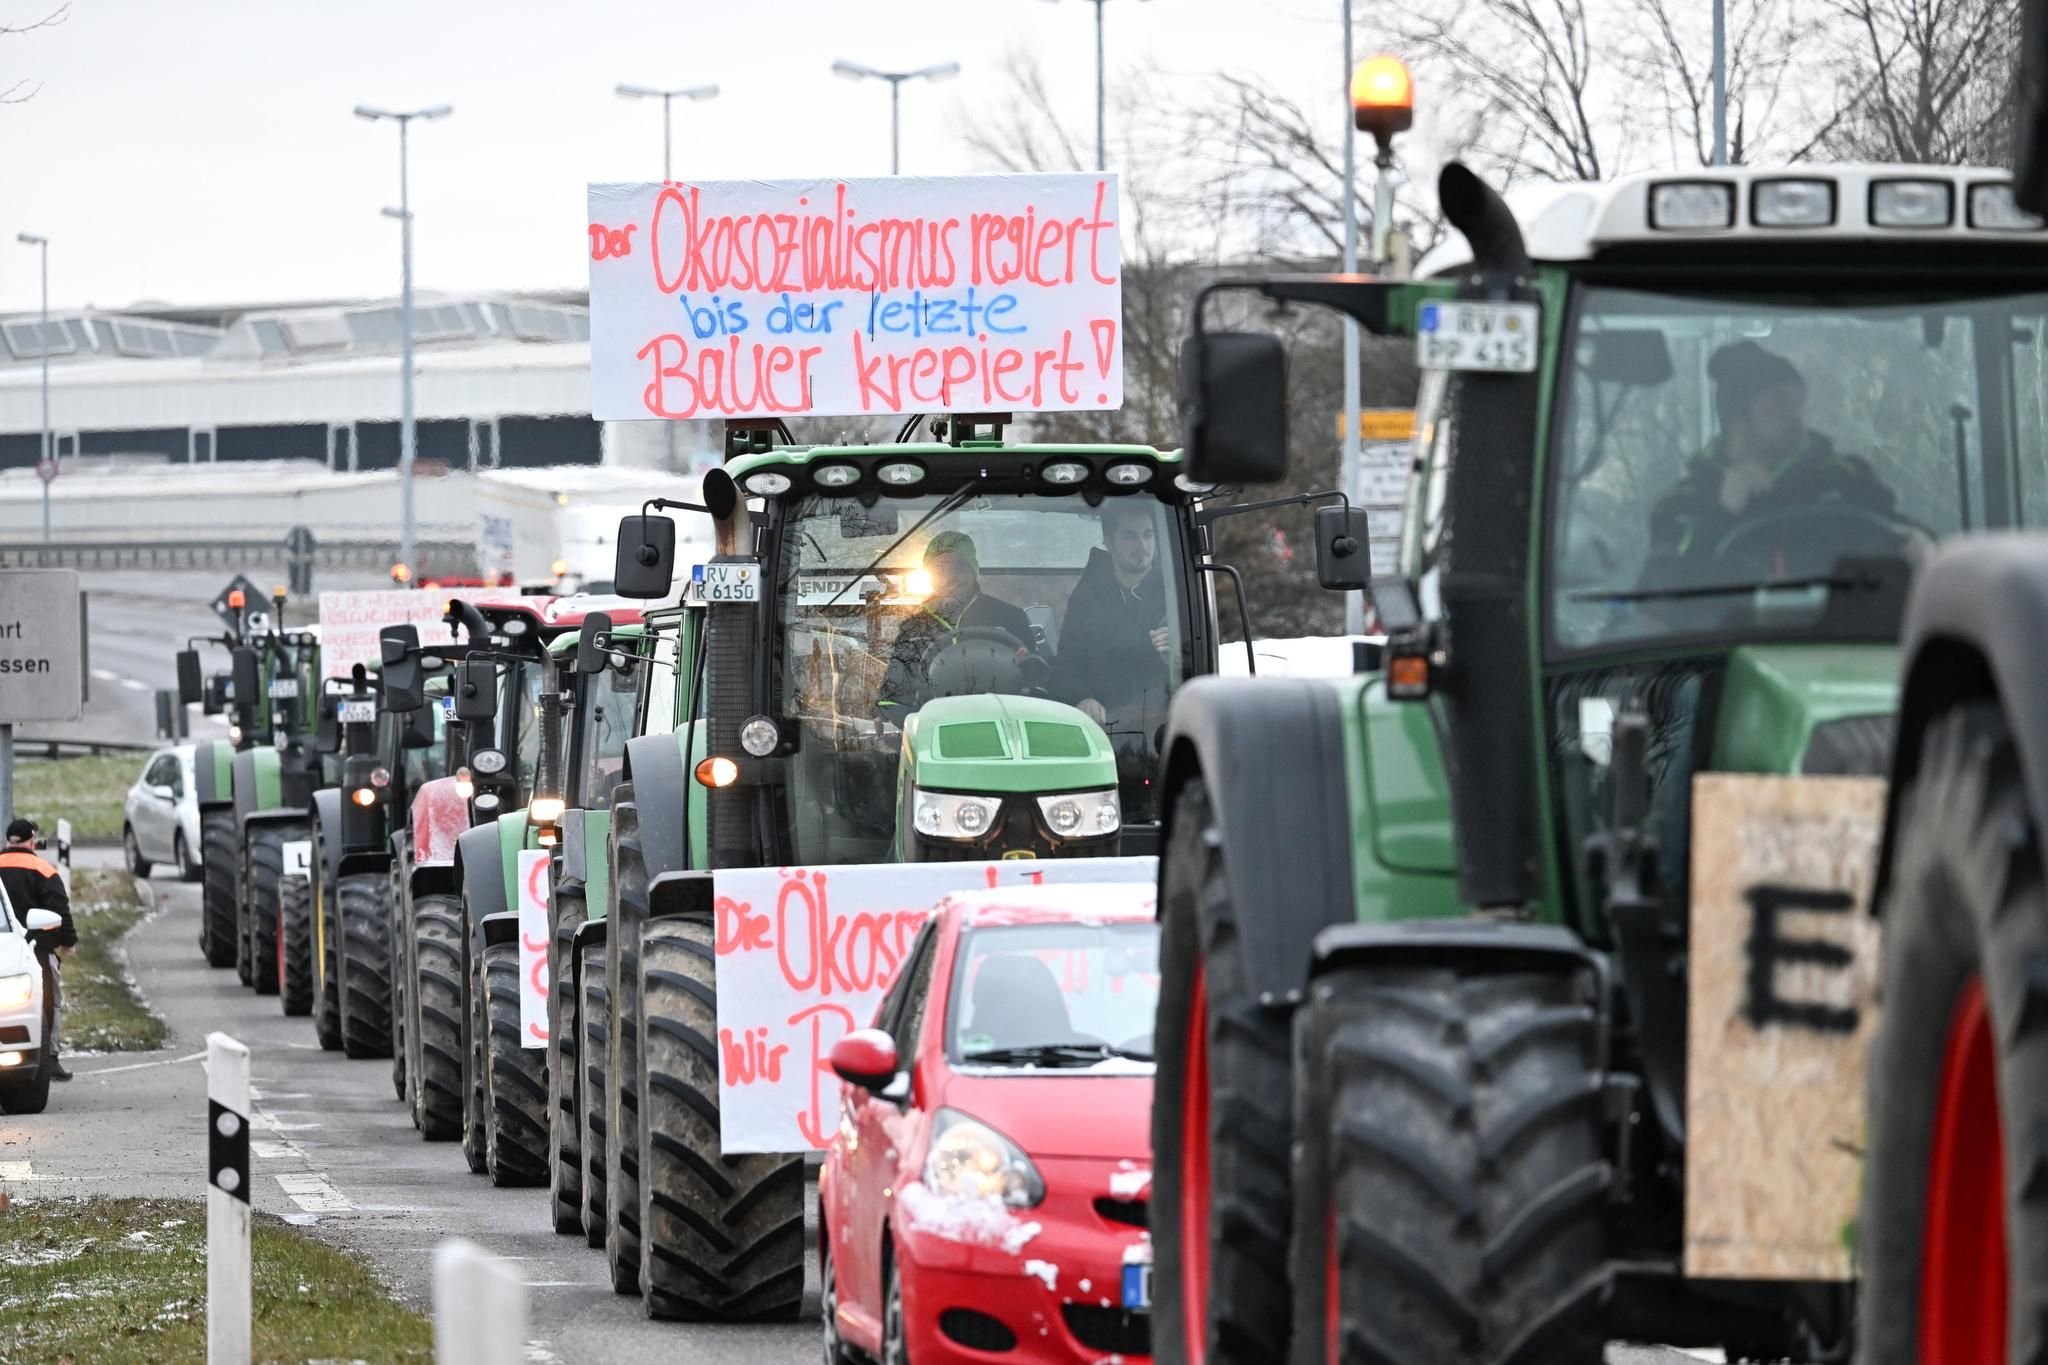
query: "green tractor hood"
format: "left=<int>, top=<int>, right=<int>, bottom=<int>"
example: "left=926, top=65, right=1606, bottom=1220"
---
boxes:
left=1710, top=644, right=1899, bottom=774
left=901, top=694, right=1116, bottom=794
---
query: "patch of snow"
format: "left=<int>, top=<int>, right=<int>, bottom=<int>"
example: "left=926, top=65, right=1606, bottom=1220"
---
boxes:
left=1108, top=1167, right=1151, bottom=1199
left=896, top=1181, right=1031, bottom=1250
left=1079, top=1277, right=1093, bottom=1294
left=159, top=1218, right=185, bottom=1230
left=1023, top=1259, right=1059, bottom=1292
left=1001, top=1221, right=1042, bottom=1255
left=1122, top=1234, right=1152, bottom=1265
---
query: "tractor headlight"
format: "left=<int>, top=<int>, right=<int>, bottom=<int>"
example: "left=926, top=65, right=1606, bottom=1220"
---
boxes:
left=1041, top=460, right=1090, bottom=486
left=913, top=789, right=1003, bottom=841
left=924, top=1109, right=1044, bottom=1208
left=473, top=792, right=501, bottom=814
left=1036, top=789, right=1120, bottom=837
left=877, top=461, right=926, bottom=487
left=743, top=471, right=793, bottom=496
left=739, top=716, right=780, bottom=758
left=0, top=974, right=36, bottom=1012
left=1104, top=462, right=1153, bottom=486
left=529, top=796, right=566, bottom=824
left=351, top=787, right=378, bottom=808
left=813, top=463, right=861, bottom=489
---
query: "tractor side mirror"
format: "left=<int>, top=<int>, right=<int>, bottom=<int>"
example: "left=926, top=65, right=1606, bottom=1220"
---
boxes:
left=575, top=612, right=614, bottom=675
left=614, top=516, right=677, bottom=599
left=314, top=697, right=342, bottom=754
left=231, top=648, right=261, bottom=711
left=403, top=703, right=438, bottom=750
left=454, top=658, right=498, bottom=722
left=379, top=625, right=420, bottom=667
left=1179, top=330, right=1290, bottom=484
left=203, top=674, right=230, bottom=715
left=381, top=659, right=425, bottom=714
left=176, top=649, right=203, bottom=707
left=1314, top=505, right=1375, bottom=592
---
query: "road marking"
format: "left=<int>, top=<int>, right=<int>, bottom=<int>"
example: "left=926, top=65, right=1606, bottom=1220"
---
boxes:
left=84, top=1049, right=207, bottom=1078
left=254, top=1113, right=320, bottom=1132
left=120, top=678, right=148, bottom=692
left=275, top=1173, right=355, bottom=1213
left=252, top=1140, right=305, bottom=1161
left=0, top=1160, right=75, bottom=1184
left=90, top=669, right=116, bottom=683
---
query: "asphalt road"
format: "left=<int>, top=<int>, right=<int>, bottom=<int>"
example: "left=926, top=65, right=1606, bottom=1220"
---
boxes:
left=2, top=846, right=1745, bottom=1364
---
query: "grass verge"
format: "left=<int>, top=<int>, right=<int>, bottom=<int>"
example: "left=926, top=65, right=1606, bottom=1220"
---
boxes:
left=0, top=1196, right=432, bottom=1364
left=14, top=753, right=135, bottom=844
left=64, top=870, right=165, bottom=1054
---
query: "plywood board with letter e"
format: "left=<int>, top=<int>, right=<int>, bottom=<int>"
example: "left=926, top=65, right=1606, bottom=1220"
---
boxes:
left=1685, top=773, right=1885, bottom=1281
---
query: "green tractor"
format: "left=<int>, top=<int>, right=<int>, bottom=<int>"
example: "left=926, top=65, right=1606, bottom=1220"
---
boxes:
left=178, top=582, right=322, bottom=989
left=1153, top=157, right=2048, bottom=1363
left=587, top=418, right=1364, bottom=1315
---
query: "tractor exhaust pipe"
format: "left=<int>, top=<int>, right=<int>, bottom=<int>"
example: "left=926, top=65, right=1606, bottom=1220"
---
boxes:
left=1438, top=163, right=1530, bottom=275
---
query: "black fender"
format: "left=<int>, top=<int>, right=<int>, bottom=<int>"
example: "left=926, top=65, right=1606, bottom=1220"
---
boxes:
left=1875, top=536, right=2048, bottom=907
left=231, top=749, right=259, bottom=830
left=242, top=807, right=305, bottom=836
left=195, top=739, right=231, bottom=807
left=1312, top=920, right=1606, bottom=1026
left=456, top=823, right=509, bottom=929
left=647, top=868, right=714, bottom=922
left=571, top=916, right=609, bottom=955
left=410, top=862, right=461, bottom=900
left=559, top=806, right=591, bottom=893
left=311, top=788, right=343, bottom=887
left=337, top=849, right=392, bottom=881
left=621, top=731, right=690, bottom=879
left=1156, top=676, right=1358, bottom=1002
left=480, top=910, right=521, bottom=950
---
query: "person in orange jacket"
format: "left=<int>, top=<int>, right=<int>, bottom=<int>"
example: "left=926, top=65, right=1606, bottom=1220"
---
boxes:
left=0, top=820, right=74, bottom=1082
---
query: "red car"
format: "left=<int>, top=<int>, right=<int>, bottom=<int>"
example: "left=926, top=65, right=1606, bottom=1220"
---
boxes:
left=820, top=882, right=1160, bottom=1364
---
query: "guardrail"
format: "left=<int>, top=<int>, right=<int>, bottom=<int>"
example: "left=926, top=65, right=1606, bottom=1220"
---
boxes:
left=0, top=538, right=478, bottom=575
left=13, top=736, right=154, bottom=758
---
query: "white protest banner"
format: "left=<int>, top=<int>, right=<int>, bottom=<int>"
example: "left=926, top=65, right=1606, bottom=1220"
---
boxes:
left=517, top=850, right=551, bottom=1049
left=587, top=174, right=1124, bottom=420
left=713, top=856, right=1155, bottom=1154
left=316, top=589, right=523, bottom=675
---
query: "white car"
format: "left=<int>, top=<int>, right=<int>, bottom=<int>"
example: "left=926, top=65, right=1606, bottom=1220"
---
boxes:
left=123, top=744, right=202, bottom=881
left=0, top=889, right=63, bottom=1114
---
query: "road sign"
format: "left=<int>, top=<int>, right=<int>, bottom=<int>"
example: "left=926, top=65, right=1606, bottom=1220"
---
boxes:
left=34, top=458, right=57, bottom=486
left=210, top=574, right=266, bottom=636
left=0, top=570, right=84, bottom=724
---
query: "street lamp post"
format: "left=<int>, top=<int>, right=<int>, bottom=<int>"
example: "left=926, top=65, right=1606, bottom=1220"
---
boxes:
left=354, top=103, right=452, bottom=580
left=14, top=234, right=49, bottom=545
left=614, top=83, right=719, bottom=181
left=1042, top=0, right=1151, bottom=174
left=831, top=60, right=961, bottom=174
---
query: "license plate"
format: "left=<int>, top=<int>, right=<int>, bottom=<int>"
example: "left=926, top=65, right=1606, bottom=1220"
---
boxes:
left=337, top=699, right=376, bottom=724
left=1121, top=1263, right=1151, bottom=1310
left=698, top=561, right=761, bottom=604
left=268, top=679, right=300, bottom=700
left=1417, top=301, right=1539, bottom=373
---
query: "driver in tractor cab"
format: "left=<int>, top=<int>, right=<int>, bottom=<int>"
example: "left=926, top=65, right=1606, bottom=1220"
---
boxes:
left=1054, top=499, right=1171, bottom=727
left=1643, top=340, right=1904, bottom=585
left=877, top=530, right=1046, bottom=719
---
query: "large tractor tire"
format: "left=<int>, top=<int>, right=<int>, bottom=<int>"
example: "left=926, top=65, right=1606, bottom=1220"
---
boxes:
left=389, top=867, right=409, bottom=1104
left=1861, top=702, right=2048, bottom=1365
left=459, top=890, right=490, bottom=1176
left=277, top=873, right=315, bottom=1017
left=1289, top=962, right=1610, bottom=1365
left=637, top=917, right=806, bottom=1321
left=548, top=880, right=588, bottom=1234
left=245, top=822, right=305, bottom=997
left=603, top=783, right=645, bottom=1295
left=199, top=808, right=238, bottom=969
left=1152, top=777, right=1296, bottom=1365
left=579, top=936, right=610, bottom=1248
left=483, top=939, right=548, bottom=1187
left=312, top=870, right=343, bottom=1051
left=335, top=872, right=394, bottom=1059
left=410, top=893, right=465, bottom=1141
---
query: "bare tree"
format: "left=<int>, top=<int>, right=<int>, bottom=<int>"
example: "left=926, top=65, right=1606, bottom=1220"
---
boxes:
left=1819, top=0, right=2020, bottom=164
left=1, top=2, right=66, bottom=105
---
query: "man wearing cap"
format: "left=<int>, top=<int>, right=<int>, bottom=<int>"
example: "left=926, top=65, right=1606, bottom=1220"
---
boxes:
left=1645, top=339, right=1903, bottom=585
left=878, top=530, right=1044, bottom=718
left=0, top=820, right=73, bottom=1082
left=1054, top=500, right=1172, bottom=727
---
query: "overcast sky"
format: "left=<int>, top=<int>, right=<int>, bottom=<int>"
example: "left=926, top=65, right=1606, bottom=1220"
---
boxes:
left=0, top=0, right=1349, bottom=314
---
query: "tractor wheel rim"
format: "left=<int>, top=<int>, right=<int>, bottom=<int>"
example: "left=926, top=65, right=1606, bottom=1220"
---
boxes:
left=1920, top=976, right=2007, bottom=1365
left=1179, top=960, right=1211, bottom=1365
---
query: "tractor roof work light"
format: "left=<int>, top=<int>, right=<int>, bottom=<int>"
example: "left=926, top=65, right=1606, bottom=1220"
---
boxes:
left=1351, top=54, right=1414, bottom=146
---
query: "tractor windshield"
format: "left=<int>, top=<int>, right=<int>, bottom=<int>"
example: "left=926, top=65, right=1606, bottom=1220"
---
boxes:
left=775, top=490, right=1187, bottom=863
left=1548, top=283, right=2048, bottom=652
left=574, top=654, right=640, bottom=812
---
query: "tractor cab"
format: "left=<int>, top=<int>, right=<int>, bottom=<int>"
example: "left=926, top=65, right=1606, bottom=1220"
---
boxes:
left=616, top=416, right=1360, bottom=866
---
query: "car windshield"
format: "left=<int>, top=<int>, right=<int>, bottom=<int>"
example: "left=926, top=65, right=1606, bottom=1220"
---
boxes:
left=775, top=489, right=1186, bottom=862
left=947, top=921, right=1160, bottom=1067
left=1549, top=284, right=2048, bottom=651
left=575, top=651, right=640, bottom=811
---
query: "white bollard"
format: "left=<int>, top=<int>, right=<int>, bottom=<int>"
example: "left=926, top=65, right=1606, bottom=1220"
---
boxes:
left=206, top=1032, right=252, bottom=1365
left=433, top=1238, right=528, bottom=1365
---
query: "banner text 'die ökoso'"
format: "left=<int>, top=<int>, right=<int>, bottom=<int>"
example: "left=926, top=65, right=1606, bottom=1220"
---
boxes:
left=587, top=174, right=1123, bottom=420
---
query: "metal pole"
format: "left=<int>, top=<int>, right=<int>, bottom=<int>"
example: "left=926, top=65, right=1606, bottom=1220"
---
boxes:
left=1341, top=0, right=1363, bottom=636
left=206, top=1032, right=252, bottom=1365
left=1711, top=0, right=1728, bottom=164
left=0, top=723, right=13, bottom=827
left=398, top=117, right=418, bottom=575
left=890, top=78, right=902, bottom=174
left=662, top=92, right=673, bottom=181
left=1094, top=0, right=1107, bottom=173
left=37, top=244, right=50, bottom=546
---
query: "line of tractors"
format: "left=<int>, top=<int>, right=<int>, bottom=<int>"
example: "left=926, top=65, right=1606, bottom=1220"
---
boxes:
left=166, top=156, right=2048, bottom=1364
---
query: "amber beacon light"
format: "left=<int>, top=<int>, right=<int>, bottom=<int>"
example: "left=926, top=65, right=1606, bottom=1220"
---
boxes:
left=1351, top=54, right=1414, bottom=143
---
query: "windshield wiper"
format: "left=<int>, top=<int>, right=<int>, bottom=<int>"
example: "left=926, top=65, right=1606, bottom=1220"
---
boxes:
left=961, top=1042, right=1153, bottom=1066
left=815, top=481, right=983, bottom=613
left=1571, top=569, right=1887, bottom=606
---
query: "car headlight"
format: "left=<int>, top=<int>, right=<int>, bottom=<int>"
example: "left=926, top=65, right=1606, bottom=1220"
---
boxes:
left=1036, top=789, right=1120, bottom=836
left=0, top=974, right=36, bottom=1012
left=913, top=789, right=1003, bottom=841
left=924, top=1108, right=1044, bottom=1209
